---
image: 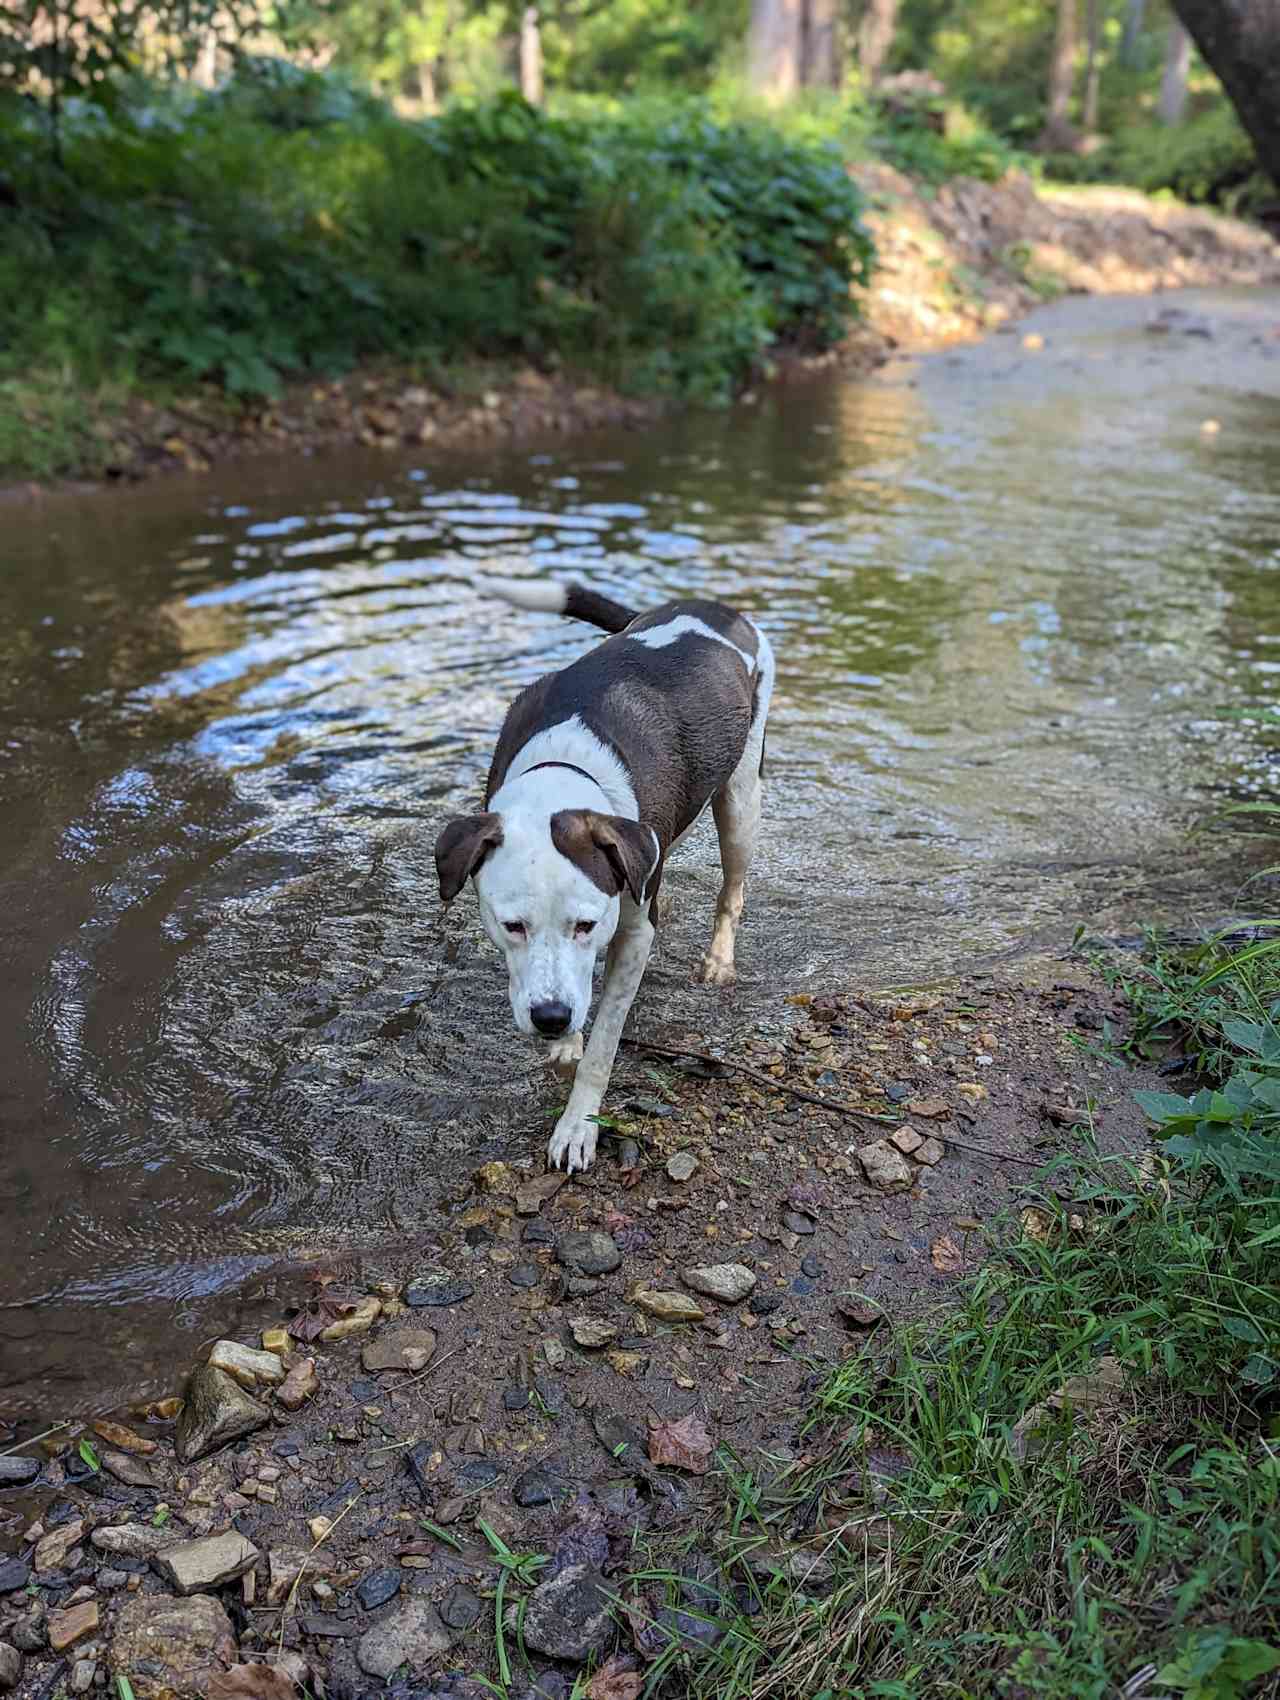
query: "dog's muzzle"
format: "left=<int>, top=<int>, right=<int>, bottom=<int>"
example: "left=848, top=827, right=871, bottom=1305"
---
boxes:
left=530, top=999, right=573, bottom=1037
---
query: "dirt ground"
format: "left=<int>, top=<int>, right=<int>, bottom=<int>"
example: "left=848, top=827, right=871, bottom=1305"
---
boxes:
left=0, top=950, right=1171, bottom=1699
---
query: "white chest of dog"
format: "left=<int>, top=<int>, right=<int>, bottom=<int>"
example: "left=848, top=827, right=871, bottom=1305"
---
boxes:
left=435, top=576, right=774, bottom=1172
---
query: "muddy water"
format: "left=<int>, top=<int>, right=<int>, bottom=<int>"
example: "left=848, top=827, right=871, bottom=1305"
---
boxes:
left=2, top=287, right=1278, bottom=1415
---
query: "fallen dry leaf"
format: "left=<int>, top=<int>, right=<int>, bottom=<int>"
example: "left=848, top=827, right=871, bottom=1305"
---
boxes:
left=836, top=1297, right=883, bottom=1329
left=647, top=1412, right=713, bottom=1474
left=1020, top=1206, right=1055, bottom=1245
left=930, top=1235, right=963, bottom=1274
left=586, top=1654, right=645, bottom=1700
left=904, top=1096, right=951, bottom=1120
left=208, top=1665, right=298, bottom=1700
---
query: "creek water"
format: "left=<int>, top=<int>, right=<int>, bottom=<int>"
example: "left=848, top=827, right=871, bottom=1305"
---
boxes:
left=2, top=286, right=1277, bottom=1416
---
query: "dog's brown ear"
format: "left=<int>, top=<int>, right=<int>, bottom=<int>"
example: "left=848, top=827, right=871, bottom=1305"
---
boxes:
left=435, top=812, right=503, bottom=903
left=551, top=810, right=655, bottom=906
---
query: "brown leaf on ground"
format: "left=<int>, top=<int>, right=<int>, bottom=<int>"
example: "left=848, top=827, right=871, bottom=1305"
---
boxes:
left=904, top=1096, right=951, bottom=1120
left=836, top=1297, right=883, bottom=1329
left=647, top=1412, right=713, bottom=1474
left=208, top=1665, right=298, bottom=1700
left=287, top=1283, right=362, bottom=1342
left=930, top=1235, right=963, bottom=1274
left=586, top=1655, right=644, bottom=1700
left=1020, top=1206, right=1055, bottom=1244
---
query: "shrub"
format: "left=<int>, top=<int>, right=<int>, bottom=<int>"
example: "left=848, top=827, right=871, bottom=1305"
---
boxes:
left=0, top=75, right=874, bottom=414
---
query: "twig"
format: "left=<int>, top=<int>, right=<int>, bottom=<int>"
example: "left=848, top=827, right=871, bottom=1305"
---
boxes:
left=0, top=1422, right=72, bottom=1458
left=276, top=1490, right=363, bottom=1657
left=623, top=1034, right=1048, bottom=1167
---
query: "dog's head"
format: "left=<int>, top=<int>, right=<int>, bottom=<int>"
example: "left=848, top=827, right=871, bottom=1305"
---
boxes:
left=435, top=806, right=654, bottom=1039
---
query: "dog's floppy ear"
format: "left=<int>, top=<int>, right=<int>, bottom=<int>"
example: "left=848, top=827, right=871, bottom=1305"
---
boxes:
left=435, top=812, right=503, bottom=904
left=551, top=810, right=655, bottom=906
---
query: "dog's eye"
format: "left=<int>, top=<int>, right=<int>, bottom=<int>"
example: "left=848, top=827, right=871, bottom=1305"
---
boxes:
left=574, top=920, right=596, bottom=939
left=503, top=920, right=527, bottom=938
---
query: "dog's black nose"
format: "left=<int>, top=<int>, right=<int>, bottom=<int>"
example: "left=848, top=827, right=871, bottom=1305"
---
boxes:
left=530, top=1000, right=572, bottom=1037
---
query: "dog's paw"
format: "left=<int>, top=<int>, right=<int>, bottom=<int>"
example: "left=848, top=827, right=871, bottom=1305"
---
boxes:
left=547, top=1114, right=599, bottom=1174
left=696, top=952, right=736, bottom=987
left=545, top=1031, right=584, bottom=1075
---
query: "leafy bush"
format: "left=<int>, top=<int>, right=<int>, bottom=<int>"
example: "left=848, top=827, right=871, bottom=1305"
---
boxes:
left=0, top=75, right=873, bottom=416
left=1049, top=103, right=1270, bottom=216
left=872, top=92, right=1033, bottom=185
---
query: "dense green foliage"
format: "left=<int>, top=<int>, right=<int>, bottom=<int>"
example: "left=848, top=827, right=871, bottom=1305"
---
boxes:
left=0, top=75, right=871, bottom=423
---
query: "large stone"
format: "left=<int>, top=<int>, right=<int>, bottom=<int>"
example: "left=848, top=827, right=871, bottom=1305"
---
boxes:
left=0, top=1457, right=39, bottom=1487
left=48, top=1601, right=99, bottom=1653
left=153, top=1531, right=259, bottom=1596
left=100, top=1449, right=161, bottom=1489
left=0, top=1560, right=30, bottom=1594
left=569, top=1317, right=618, bottom=1349
left=175, top=1366, right=269, bottom=1463
left=109, top=1593, right=237, bottom=1700
left=361, top=1329, right=437, bottom=1373
left=91, top=1522, right=182, bottom=1560
left=682, top=1263, right=756, bottom=1304
left=633, top=1290, right=705, bottom=1324
left=556, top=1232, right=622, bottom=1276
left=0, top=1643, right=19, bottom=1691
left=857, top=1140, right=915, bottom=1192
left=355, top=1600, right=455, bottom=1679
left=207, top=1340, right=287, bottom=1390
left=521, top=1564, right=613, bottom=1661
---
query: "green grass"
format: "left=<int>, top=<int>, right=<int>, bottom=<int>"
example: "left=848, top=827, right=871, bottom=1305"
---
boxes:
left=634, top=810, right=1280, bottom=1698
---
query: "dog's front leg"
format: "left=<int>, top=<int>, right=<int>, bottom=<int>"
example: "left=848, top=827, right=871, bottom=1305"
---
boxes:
left=547, top=906, right=654, bottom=1173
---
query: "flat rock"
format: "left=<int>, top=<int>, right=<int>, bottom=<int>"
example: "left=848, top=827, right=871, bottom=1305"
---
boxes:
left=266, top=1545, right=335, bottom=1606
left=0, top=1643, right=19, bottom=1690
left=780, top=1210, right=817, bottom=1235
left=904, top=1096, right=950, bottom=1120
left=516, top=1172, right=567, bottom=1216
left=175, top=1365, right=269, bottom=1462
left=889, top=1126, right=923, bottom=1154
left=355, top=1567, right=401, bottom=1611
left=275, top=1356, right=318, bottom=1411
left=153, top=1531, right=259, bottom=1595
left=404, top=1275, right=474, bottom=1309
left=0, top=1560, right=30, bottom=1595
left=207, top=1339, right=287, bottom=1389
left=857, top=1140, right=915, bottom=1192
left=682, top=1263, right=756, bottom=1304
left=100, top=1448, right=161, bottom=1489
left=521, top=1563, right=613, bottom=1661
left=569, top=1317, right=618, bottom=1349
left=633, top=1290, right=705, bottom=1324
left=319, top=1294, right=381, bottom=1342
left=0, top=1457, right=38, bottom=1487
left=48, top=1600, right=99, bottom=1653
left=439, top=1584, right=481, bottom=1631
left=915, top=1137, right=945, bottom=1166
left=361, top=1329, right=437, bottom=1373
left=666, top=1152, right=698, bottom=1183
left=109, top=1593, right=238, bottom=1700
left=92, top=1522, right=182, bottom=1560
left=35, top=1519, right=83, bottom=1572
left=356, top=1599, right=455, bottom=1679
left=556, top=1232, right=622, bottom=1276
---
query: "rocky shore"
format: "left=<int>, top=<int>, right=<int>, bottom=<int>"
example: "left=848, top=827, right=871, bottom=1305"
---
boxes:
left=0, top=957, right=1166, bottom=1699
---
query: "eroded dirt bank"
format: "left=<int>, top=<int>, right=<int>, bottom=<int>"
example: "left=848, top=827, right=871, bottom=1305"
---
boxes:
left=0, top=952, right=1172, bottom=1699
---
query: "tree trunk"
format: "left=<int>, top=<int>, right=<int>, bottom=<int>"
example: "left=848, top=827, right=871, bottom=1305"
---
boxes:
left=416, top=61, right=438, bottom=112
left=194, top=29, right=218, bottom=89
left=1081, top=0, right=1102, bottom=129
left=1167, top=0, right=1280, bottom=185
left=1120, top=0, right=1146, bottom=68
left=1039, top=0, right=1080, bottom=149
left=747, top=0, right=804, bottom=102
left=519, top=5, right=543, bottom=105
left=802, top=0, right=841, bottom=90
left=1157, top=16, right=1191, bottom=123
left=857, top=0, right=898, bottom=89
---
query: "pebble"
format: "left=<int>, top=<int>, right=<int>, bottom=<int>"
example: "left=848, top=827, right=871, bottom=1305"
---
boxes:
left=0, top=1457, right=38, bottom=1487
left=542, top=1339, right=567, bottom=1368
left=522, top=1220, right=555, bottom=1246
left=634, top=1289, right=706, bottom=1323
left=405, top=1276, right=475, bottom=1309
left=666, top=1152, right=698, bottom=1183
left=569, top=1317, right=618, bottom=1349
left=915, top=1137, right=945, bottom=1166
left=355, top=1568, right=402, bottom=1611
left=800, top=1255, right=823, bottom=1279
left=0, top=1561, right=30, bottom=1595
left=889, top=1126, right=924, bottom=1155
left=0, top=1645, right=18, bottom=1690
left=440, top=1584, right=482, bottom=1631
left=522, top=1564, right=613, bottom=1661
left=884, top=1082, right=913, bottom=1103
left=153, top=1531, right=259, bottom=1596
left=207, top=1338, right=287, bottom=1388
left=682, top=1263, right=756, bottom=1304
left=100, top=1449, right=160, bottom=1489
left=533, top=1375, right=565, bottom=1415
left=356, top=1599, right=456, bottom=1678
left=90, top=1523, right=180, bottom=1560
left=555, top=1232, right=622, bottom=1276
left=70, top=1659, right=95, bottom=1695
left=503, top=1387, right=530, bottom=1411
left=857, top=1140, right=915, bottom=1192
left=513, top=1470, right=555, bottom=1508
left=509, top=1264, right=541, bottom=1289
left=780, top=1211, right=816, bottom=1235
left=47, top=1599, right=98, bottom=1652
left=747, top=1292, right=781, bottom=1317
left=276, top=1357, right=319, bottom=1411
left=10, top=1613, right=44, bottom=1654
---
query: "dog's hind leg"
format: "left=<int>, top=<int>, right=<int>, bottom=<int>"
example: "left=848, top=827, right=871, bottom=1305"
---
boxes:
left=548, top=901, right=654, bottom=1173
left=697, top=632, right=773, bottom=989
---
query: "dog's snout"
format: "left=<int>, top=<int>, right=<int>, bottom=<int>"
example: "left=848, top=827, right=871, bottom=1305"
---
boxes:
left=530, top=999, right=572, bottom=1037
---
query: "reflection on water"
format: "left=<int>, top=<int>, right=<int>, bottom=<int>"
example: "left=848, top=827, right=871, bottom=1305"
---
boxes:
left=1, top=287, right=1278, bottom=1412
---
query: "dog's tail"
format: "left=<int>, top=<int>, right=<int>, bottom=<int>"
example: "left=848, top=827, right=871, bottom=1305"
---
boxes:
left=473, top=574, right=638, bottom=635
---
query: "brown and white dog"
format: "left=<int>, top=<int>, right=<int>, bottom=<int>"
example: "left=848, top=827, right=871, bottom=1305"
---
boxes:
left=435, top=575, right=774, bottom=1172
